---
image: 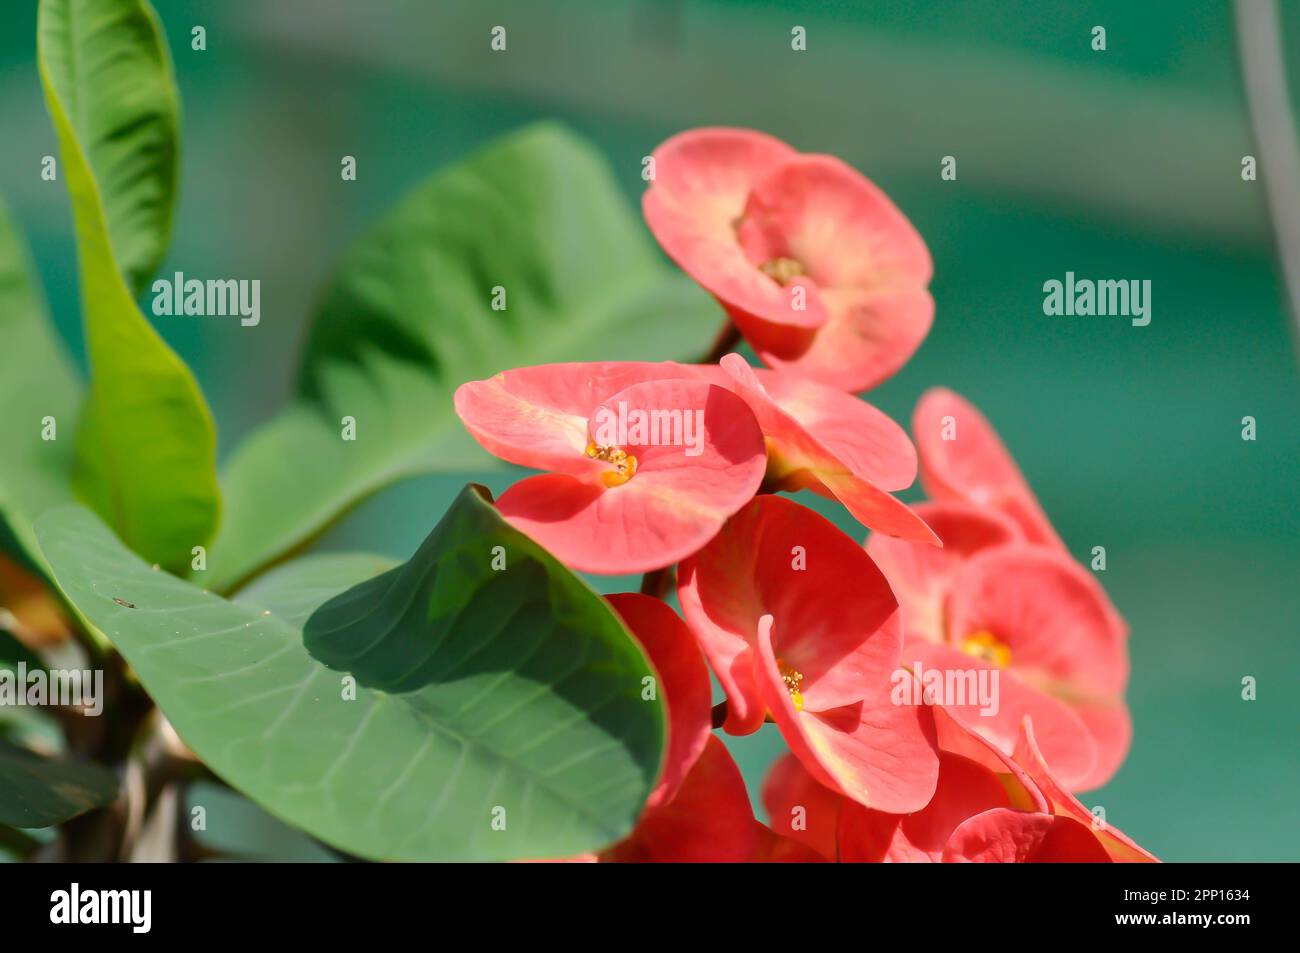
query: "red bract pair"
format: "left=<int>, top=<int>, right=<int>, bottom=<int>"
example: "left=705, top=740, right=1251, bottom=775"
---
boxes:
left=643, top=128, right=934, bottom=392
left=869, top=389, right=1130, bottom=790
left=453, top=356, right=933, bottom=573
left=454, top=126, right=1152, bottom=862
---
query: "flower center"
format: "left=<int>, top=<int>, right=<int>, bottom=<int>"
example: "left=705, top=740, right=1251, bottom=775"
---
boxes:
left=776, top=657, right=804, bottom=712
left=585, top=441, right=638, bottom=487
left=759, top=256, right=806, bottom=286
left=960, top=630, right=1012, bottom=668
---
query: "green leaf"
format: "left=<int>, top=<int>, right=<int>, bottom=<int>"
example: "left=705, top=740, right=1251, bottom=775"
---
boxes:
left=38, top=0, right=220, bottom=572
left=209, top=122, right=721, bottom=591
left=0, top=196, right=80, bottom=570
left=0, top=740, right=118, bottom=829
left=38, top=487, right=664, bottom=861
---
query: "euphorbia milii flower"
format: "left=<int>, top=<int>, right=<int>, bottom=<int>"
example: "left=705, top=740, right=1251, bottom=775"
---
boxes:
left=454, top=362, right=766, bottom=573
left=678, top=495, right=939, bottom=812
left=643, top=127, right=933, bottom=392
left=717, top=354, right=937, bottom=545
left=870, top=511, right=1130, bottom=791
left=912, top=386, right=1127, bottom=637
left=606, top=593, right=712, bottom=808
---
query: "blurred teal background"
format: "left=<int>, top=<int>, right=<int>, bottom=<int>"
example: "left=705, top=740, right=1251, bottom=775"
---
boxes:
left=2, top=0, right=1297, bottom=861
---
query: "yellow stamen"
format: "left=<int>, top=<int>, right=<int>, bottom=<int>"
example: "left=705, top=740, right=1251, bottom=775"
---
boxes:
left=961, top=630, right=1012, bottom=668
left=759, top=256, right=806, bottom=286
left=585, top=441, right=638, bottom=487
left=776, top=657, right=805, bottom=712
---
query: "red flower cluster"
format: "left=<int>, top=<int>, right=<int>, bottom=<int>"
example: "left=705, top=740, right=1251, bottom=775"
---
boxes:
left=456, top=129, right=1154, bottom=862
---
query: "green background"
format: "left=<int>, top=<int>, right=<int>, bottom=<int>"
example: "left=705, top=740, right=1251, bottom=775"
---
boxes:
left=1, top=0, right=1297, bottom=861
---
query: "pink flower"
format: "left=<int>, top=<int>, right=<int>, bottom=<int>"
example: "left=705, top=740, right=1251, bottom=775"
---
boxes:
left=678, top=495, right=939, bottom=812
left=454, top=362, right=766, bottom=573
left=643, top=128, right=933, bottom=392
left=870, top=504, right=1131, bottom=791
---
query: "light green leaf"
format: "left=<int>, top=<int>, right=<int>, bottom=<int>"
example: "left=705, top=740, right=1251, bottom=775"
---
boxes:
left=0, top=740, right=118, bottom=829
left=0, top=197, right=80, bottom=569
left=39, top=487, right=664, bottom=861
left=38, top=0, right=220, bottom=572
left=209, top=122, right=721, bottom=591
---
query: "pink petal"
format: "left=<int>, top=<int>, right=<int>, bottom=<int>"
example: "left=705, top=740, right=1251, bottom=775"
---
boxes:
left=749, top=822, right=830, bottom=863
left=642, top=128, right=826, bottom=340
left=600, top=735, right=756, bottom=862
left=497, top=380, right=766, bottom=573
left=737, top=155, right=931, bottom=291
left=839, top=752, right=1016, bottom=862
left=905, top=640, right=1099, bottom=791
left=606, top=593, right=712, bottom=809
left=942, top=809, right=1111, bottom=863
left=760, top=753, right=843, bottom=860
left=455, top=361, right=704, bottom=475
left=1013, top=719, right=1157, bottom=862
left=757, top=615, right=940, bottom=813
left=754, top=285, right=934, bottom=394
left=749, top=363, right=917, bottom=491
left=946, top=544, right=1129, bottom=700
left=867, top=501, right=1022, bottom=643
left=677, top=495, right=906, bottom=733
left=718, top=355, right=936, bottom=544
left=912, top=388, right=1063, bottom=548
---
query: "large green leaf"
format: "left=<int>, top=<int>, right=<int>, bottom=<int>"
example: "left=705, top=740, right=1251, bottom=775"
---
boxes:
left=0, top=740, right=118, bottom=829
left=38, top=487, right=664, bottom=861
left=209, top=122, right=721, bottom=591
left=0, top=197, right=80, bottom=569
left=38, top=0, right=220, bottom=572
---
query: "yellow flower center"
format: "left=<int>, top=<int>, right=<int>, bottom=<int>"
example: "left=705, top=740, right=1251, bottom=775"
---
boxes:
left=961, top=630, right=1013, bottom=668
left=585, top=441, right=637, bottom=487
left=759, top=256, right=806, bottom=286
left=776, top=657, right=805, bottom=712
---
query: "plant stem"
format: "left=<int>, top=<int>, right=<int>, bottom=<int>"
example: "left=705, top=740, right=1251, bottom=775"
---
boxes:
left=639, top=565, right=676, bottom=599
left=701, top=319, right=742, bottom=364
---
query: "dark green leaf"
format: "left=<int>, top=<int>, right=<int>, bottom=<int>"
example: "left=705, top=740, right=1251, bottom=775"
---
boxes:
left=0, top=740, right=118, bottom=828
left=38, top=488, right=664, bottom=860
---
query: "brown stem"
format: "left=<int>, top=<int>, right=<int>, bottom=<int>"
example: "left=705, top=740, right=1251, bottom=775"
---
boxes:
left=711, top=700, right=728, bottom=729
left=700, top=319, right=742, bottom=365
left=639, top=565, right=676, bottom=599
